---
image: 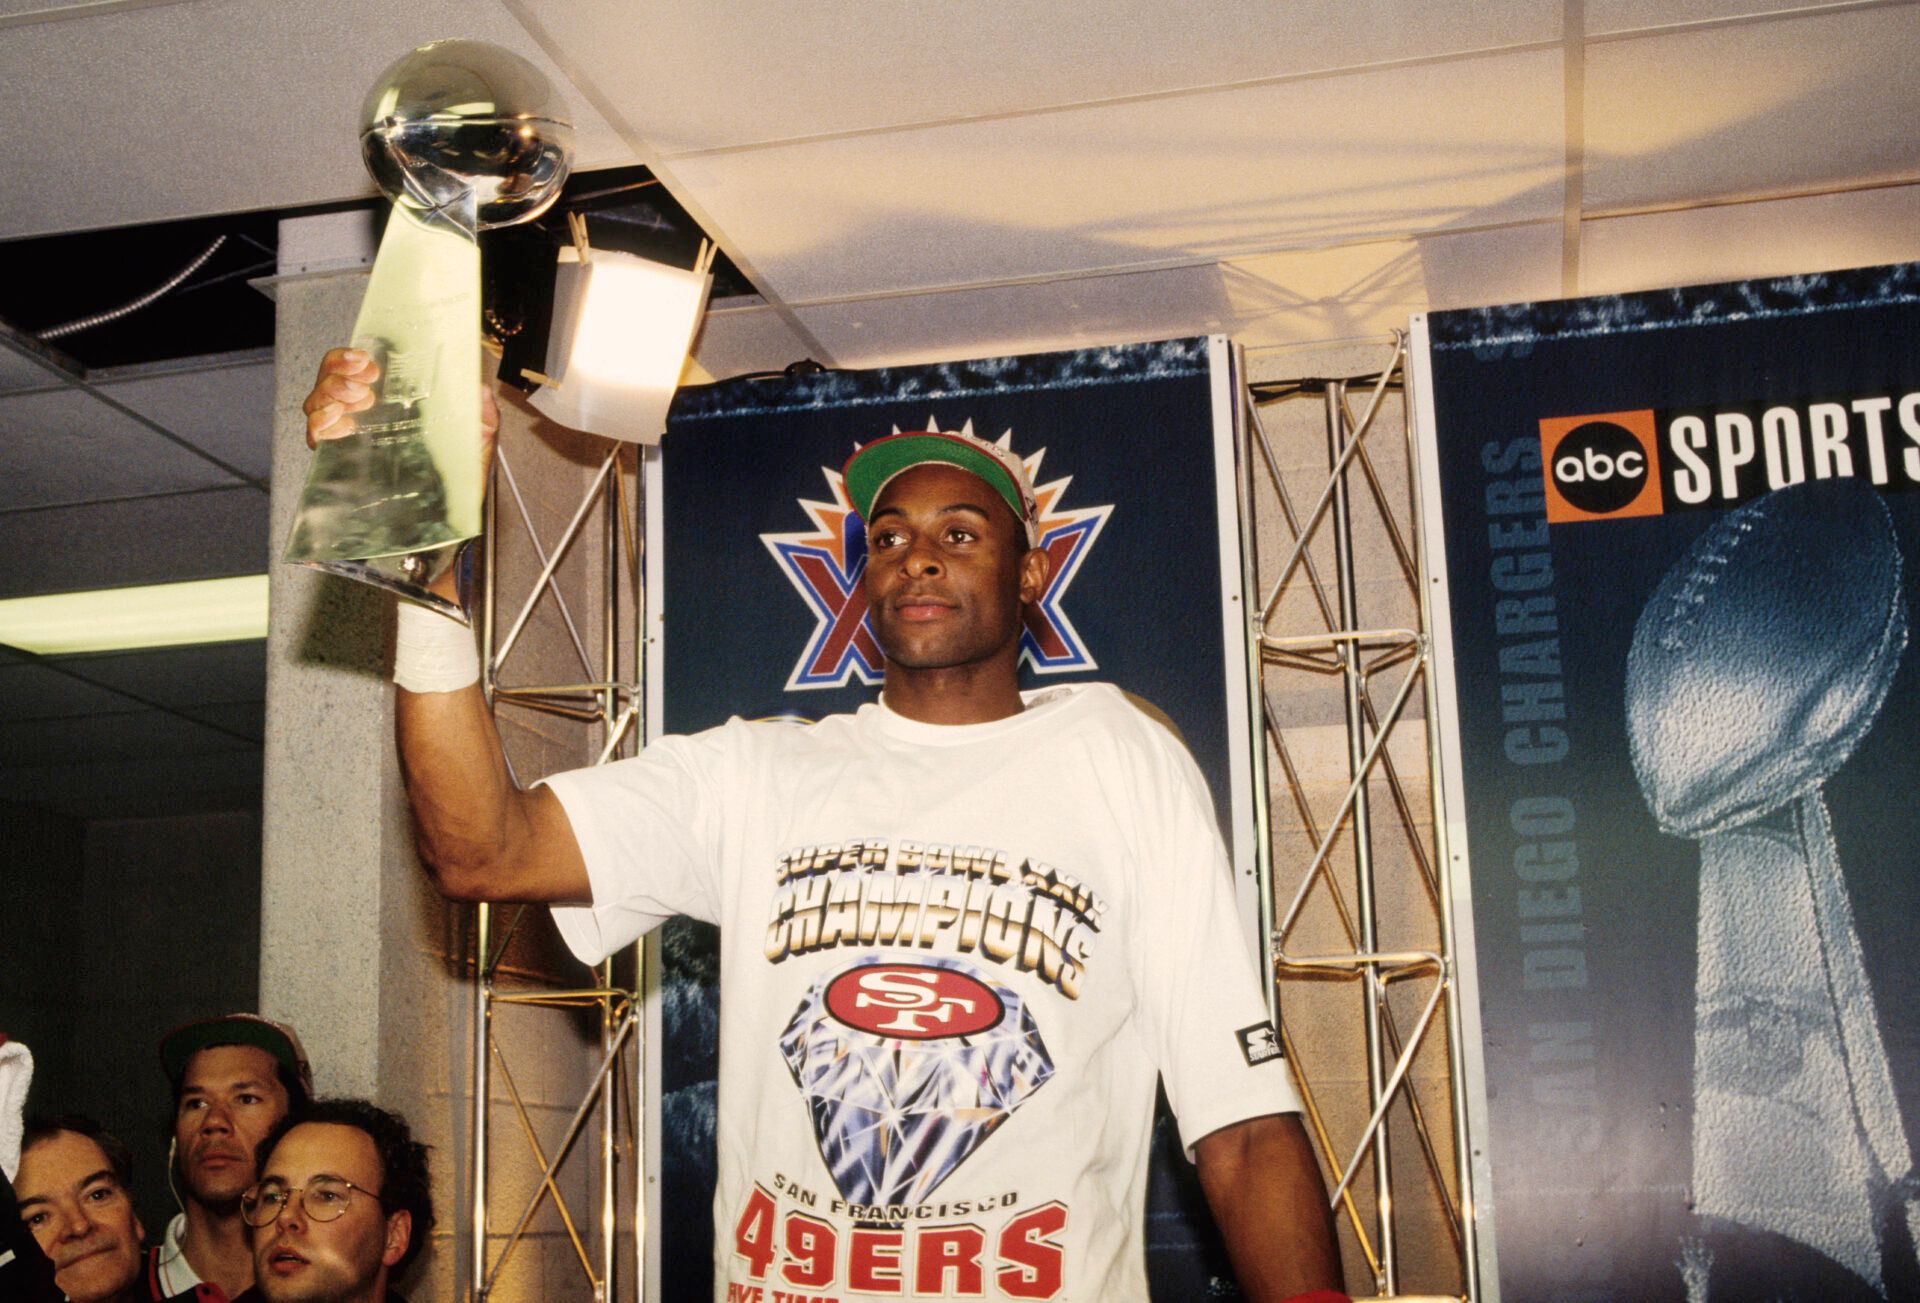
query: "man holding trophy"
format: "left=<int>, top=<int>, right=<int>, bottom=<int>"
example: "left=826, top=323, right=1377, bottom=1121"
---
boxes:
left=296, top=37, right=1347, bottom=1303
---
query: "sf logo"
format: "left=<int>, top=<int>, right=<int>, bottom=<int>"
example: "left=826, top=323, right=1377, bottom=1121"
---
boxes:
left=825, top=963, right=1006, bottom=1040
left=856, top=970, right=975, bottom=1033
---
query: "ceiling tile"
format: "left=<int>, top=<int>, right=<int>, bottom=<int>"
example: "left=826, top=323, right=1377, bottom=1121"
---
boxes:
left=95, top=358, right=274, bottom=482
left=4, top=748, right=262, bottom=820
left=531, top=0, right=1561, bottom=156
left=667, top=49, right=1566, bottom=305
left=1581, top=183, right=1920, bottom=296
left=0, top=341, right=66, bottom=395
left=1415, top=222, right=1564, bottom=310
left=0, top=387, right=243, bottom=509
left=685, top=303, right=821, bottom=383
left=793, top=265, right=1235, bottom=369
left=180, top=700, right=266, bottom=743
left=0, top=0, right=633, bottom=240
left=1583, top=6, right=1920, bottom=213
left=0, top=485, right=267, bottom=599
left=1220, top=242, right=1437, bottom=346
left=0, top=708, right=254, bottom=769
left=1586, top=0, right=1856, bottom=35
left=48, top=640, right=267, bottom=711
left=0, top=660, right=145, bottom=721
left=790, top=237, right=1475, bottom=367
left=0, top=0, right=191, bottom=14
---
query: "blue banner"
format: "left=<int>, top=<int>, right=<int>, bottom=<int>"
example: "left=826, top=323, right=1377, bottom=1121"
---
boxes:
left=652, top=337, right=1257, bottom=1299
left=1419, top=264, right=1920, bottom=1302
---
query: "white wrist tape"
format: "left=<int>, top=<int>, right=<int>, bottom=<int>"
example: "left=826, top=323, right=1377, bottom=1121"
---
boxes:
left=394, top=599, right=481, bottom=693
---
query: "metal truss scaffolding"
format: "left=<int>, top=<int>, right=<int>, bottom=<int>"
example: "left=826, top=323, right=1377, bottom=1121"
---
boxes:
left=1243, top=336, right=1479, bottom=1302
left=468, top=437, right=648, bottom=1302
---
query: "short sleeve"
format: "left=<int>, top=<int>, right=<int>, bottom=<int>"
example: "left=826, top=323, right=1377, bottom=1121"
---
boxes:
left=1126, top=726, right=1302, bottom=1158
left=542, top=728, right=731, bottom=965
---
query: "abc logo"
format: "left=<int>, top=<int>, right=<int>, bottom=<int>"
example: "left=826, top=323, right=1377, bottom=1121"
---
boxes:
left=1539, top=410, right=1662, bottom=522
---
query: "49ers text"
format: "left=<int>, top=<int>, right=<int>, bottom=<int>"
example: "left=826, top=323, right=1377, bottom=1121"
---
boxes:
left=730, top=1184, right=1067, bottom=1299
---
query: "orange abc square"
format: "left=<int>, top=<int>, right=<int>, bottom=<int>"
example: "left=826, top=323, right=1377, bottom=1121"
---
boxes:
left=1538, top=409, right=1663, bottom=523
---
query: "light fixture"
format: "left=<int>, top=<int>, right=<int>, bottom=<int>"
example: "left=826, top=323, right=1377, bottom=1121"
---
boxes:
left=526, top=222, right=715, bottom=444
left=0, top=574, right=269, bottom=655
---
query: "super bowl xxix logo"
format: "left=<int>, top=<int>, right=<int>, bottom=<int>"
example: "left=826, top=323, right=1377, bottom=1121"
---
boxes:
left=1541, top=390, right=1920, bottom=523
left=762, top=421, right=1113, bottom=690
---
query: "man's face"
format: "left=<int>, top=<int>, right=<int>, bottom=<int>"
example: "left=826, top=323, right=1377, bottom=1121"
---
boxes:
left=250, top=1122, right=409, bottom=1303
left=863, top=463, right=1047, bottom=673
left=15, top=1130, right=145, bottom=1303
left=175, top=1043, right=292, bottom=1208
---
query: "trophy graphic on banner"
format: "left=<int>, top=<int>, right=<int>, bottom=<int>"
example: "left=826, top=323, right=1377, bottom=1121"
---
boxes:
left=1627, top=480, right=1917, bottom=1296
left=283, top=39, right=573, bottom=620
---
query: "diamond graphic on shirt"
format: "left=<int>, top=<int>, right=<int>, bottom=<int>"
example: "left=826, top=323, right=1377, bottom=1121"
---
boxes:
left=780, top=958, right=1055, bottom=1208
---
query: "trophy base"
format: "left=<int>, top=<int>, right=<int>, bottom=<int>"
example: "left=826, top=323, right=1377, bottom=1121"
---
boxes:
left=293, top=542, right=470, bottom=625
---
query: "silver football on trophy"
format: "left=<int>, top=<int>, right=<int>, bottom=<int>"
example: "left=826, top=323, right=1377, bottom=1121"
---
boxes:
left=361, top=38, right=573, bottom=230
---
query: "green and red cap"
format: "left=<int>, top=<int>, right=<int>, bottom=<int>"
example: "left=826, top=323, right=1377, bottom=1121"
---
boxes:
left=843, top=427, right=1040, bottom=547
left=160, top=1013, right=313, bottom=1101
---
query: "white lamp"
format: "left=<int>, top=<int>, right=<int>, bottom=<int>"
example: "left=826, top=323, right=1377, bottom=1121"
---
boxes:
left=527, top=231, right=714, bottom=443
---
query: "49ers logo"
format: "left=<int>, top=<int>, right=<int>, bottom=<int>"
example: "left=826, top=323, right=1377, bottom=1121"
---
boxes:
left=825, top=964, right=1004, bottom=1039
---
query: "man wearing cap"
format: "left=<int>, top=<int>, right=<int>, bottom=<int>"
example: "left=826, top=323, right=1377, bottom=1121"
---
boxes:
left=154, top=1016, right=313, bottom=1301
left=304, top=355, right=1345, bottom=1302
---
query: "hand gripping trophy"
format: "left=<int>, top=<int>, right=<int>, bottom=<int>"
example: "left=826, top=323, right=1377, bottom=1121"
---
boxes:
left=283, top=39, right=573, bottom=619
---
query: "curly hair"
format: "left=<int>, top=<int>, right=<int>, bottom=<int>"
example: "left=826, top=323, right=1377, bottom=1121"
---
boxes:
left=254, top=1098, right=435, bottom=1277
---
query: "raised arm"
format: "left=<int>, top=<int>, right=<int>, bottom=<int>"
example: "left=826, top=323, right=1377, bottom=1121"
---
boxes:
left=302, top=348, right=590, bottom=904
left=395, top=679, right=589, bottom=902
left=1194, top=1112, right=1347, bottom=1303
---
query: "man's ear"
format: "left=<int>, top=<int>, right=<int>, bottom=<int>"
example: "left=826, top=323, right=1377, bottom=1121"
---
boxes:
left=1019, top=544, right=1052, bottom=604
left=381, top=1208, right=412, bottom=1268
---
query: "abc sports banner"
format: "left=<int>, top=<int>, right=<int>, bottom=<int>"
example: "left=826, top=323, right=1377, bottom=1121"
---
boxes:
left=1412, top=263, right=1920, bottom=1302
left=646, top=337, right=1260, bottom=1301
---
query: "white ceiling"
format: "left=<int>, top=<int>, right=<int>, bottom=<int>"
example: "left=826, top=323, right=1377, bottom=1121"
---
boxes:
left=0, top=0, right=1916, bottom=818
left=4, top=0, right=1917, bottom=353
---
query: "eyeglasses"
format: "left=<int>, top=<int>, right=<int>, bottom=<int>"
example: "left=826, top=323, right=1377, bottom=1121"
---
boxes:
left=240, top=1176, right=386, bottom=1227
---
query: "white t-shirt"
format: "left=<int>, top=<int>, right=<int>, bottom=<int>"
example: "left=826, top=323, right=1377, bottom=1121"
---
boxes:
left=547, top=683, right=1300, bottom=1303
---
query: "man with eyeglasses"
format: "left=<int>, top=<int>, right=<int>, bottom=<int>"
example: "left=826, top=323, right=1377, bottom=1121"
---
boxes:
left=231, top=1100, right=432, bottom=1303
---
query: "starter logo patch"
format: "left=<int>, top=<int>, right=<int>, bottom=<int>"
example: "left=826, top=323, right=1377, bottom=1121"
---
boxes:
left=1238, top=1020, right=1284, bottom=1067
